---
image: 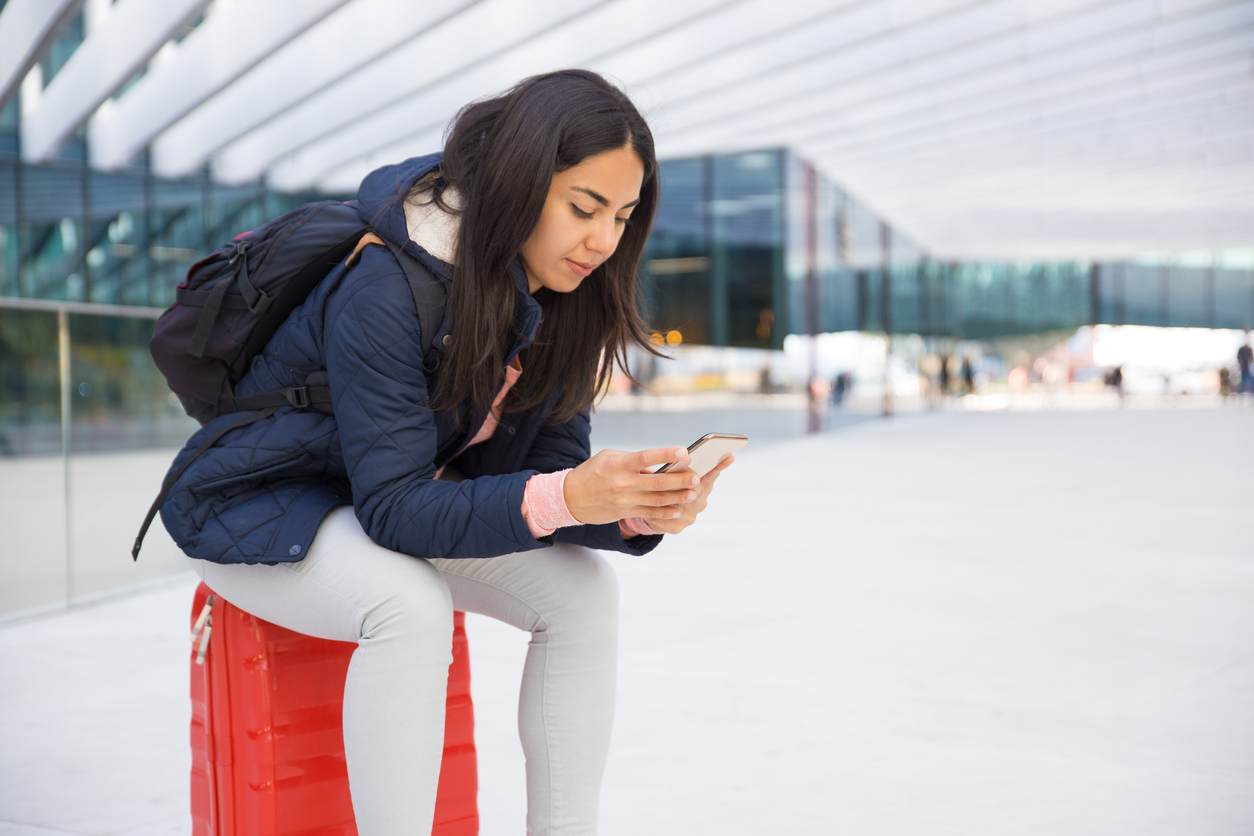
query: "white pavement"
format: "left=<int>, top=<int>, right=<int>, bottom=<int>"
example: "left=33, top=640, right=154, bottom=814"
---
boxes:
left=2, top=408, right=1251, bottom=835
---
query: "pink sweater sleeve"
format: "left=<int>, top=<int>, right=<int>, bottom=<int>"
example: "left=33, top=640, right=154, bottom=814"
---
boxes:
left=521, top=470, right=580, bottom=537
left=521, top=470, right=655, bottom=540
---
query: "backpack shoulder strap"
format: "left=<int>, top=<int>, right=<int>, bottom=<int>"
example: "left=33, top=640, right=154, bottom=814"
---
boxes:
left=347, top=232, right=446, bottom=361
left=400, top=252, right=446, bottom=366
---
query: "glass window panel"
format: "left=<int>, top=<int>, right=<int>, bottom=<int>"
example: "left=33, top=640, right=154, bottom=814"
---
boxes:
left=821, top=267, right=858, bottom=333
left=713, top=150, right=783, bottom=348
left=1120, top=264, right=1159, bottom=326
left=38, top=9, right=85, bottom=86
left=643, top=158, right=710, bottom=344
left=0, top=96, right=18, bottom=157
left=22, top=163, right=85, bottom=224
left=845, top=199, right=883, bottom=269
left=1167, top=267, right=1208, bottom=328
left=859, top=268, right=882, bottom=333
left=0, top=307, right=61, bottom=455
left=0, top=307, right=67, bottom=613
left=0, top=221, right=15, bottom=297
left=88, top=169, right=147, bottom=221
left=888, top=264, right=921, bottom=335
left=67, top=314, right=197, bottom=454
left=1214, top=269, right=1254, bottom=330
left=0, top=161, right=15, bottom=226
left=19, top=219, right=84, bottom=300
left=67, top=313, right=197, bottom=599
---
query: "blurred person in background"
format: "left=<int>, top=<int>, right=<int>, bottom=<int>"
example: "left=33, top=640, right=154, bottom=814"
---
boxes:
left=1238, top=331, right=1253, bottom=396
left=759, top=360, right=774, bottom=394
left=831, top=370, right=851, bottom=407
left=961, top=355, right=975, bottom=395
left=158, top=70, right=733, bottom=836
left=1218, top=366, right=1233, bottom=399
left=1106, top=364, right=1125, bottom=403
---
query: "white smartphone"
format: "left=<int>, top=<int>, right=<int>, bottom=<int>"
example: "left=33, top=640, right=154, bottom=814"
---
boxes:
left=655, top=433, right=748, bottom=477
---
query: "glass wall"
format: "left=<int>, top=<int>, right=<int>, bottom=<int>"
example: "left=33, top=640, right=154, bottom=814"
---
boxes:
left=0, top=153, right=326, bottom=308
left=642, top=150, right=788, bottom=349
left=1095, top=263, right=1254, bottom=330
left=0, top=300, right=202, bottom=617
left=644, top=149, right=1254, bottom=345
left=0, top=83, right=338, bottom=618
left=641, top=158, right=712, bottom=344
left=644, top=148, right=870, bottom=350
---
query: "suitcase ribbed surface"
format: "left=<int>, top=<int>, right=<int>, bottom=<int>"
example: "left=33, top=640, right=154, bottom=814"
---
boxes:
left=190, top=582, right=477, bottom=835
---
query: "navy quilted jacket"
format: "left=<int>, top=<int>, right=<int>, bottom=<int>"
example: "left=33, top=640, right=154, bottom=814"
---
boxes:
left=159, top=154, right=663, bottom=565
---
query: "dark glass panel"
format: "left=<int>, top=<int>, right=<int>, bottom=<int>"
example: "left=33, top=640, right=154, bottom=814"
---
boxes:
left=1214, top=269, right=1254, bottom=329
left=713, top=151, right=782, bottom=348
left=1119, top=264, right=1160, bottom=326
left=38, top=9, right=84, bottom=85
left=67, top=314, right=197, bottom=453
left=1167, top=267, right=1209, bottom=328
left=21, top=218, right=83, bottom=300
left=0, top=307, right=61, bottom=456
left=643, top=158, right=710, bottom=344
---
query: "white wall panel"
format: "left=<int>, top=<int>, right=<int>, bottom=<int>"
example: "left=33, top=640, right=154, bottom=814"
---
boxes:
left=316, top=124, right=448, bottom=193
left=655, top=16, right=1253, bottom=161
left=149, top=0, right=482, bottom=179
left=88, top=0, right=352, bottom=170
left=0, top=0, right=81, bottom=110
left=257, top=0, right=741, bottom=191
left=210, top=0, right=612, bottom=185
left=21, top=0, right=210, bottom=162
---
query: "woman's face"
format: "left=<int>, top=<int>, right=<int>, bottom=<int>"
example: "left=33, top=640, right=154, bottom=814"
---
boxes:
left=519, top=144, right=645, bottom=295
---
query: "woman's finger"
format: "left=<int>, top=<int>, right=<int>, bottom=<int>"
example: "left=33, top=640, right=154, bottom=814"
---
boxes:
left=641, top=471, right=702, bottom=492
left=631, top=502, right=687, bottom=519
left=631, top=446, right=688, bottom=473
left=635, top=487, right=698, bottom=507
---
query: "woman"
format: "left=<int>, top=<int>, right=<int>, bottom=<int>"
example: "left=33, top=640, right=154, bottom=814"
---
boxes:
left=159, top=70, right=733, bottom=835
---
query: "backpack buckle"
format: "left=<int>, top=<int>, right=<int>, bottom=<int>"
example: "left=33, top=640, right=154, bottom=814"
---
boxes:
left=228, top=240, right=250, bottom=265
left=285, top=386, right=311, bottom=408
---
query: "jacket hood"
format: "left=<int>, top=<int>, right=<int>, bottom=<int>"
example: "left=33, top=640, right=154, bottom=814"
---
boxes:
left=355, top=152, right=543, bottom=362
left=356, top=153, right=443, bottom=252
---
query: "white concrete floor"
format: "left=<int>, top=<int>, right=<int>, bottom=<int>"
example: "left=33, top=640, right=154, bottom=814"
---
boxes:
left=1, top=408, right=1251, bottom=835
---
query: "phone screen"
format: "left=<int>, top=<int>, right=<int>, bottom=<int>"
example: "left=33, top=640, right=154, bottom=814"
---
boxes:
left=655, top=433, right=748, bottom=477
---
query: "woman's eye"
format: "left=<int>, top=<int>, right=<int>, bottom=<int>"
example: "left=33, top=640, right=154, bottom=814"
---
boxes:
left=571, top=204, right=594, bottom=219
left=615, top=216, right=631, bottom=226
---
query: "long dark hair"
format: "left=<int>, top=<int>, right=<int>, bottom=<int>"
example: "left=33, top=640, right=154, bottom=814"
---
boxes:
left=423, top=69, right=663, bottom=424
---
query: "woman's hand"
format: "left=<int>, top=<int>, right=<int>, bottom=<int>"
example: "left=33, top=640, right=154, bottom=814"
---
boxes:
left=564, top=446, right=703, bottom=526
left=637, top=454, right=735, bottom=535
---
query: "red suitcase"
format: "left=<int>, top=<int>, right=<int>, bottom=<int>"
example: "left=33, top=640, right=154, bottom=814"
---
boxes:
left=189, top=582, right=478, bottom=835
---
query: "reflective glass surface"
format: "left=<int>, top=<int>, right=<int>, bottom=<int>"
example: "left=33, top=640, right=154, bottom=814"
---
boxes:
left=644, top=150, right=1252, bottom=343
left=714, top=150, right=783, bottom=348
left=642, top=158, right=711, bottom=345
left=0, top=307, right=60, bottom=456
left=1095, top=263, right=1254, bottom=331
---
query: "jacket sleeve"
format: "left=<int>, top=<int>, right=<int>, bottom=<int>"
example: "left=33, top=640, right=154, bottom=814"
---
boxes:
left=324, top=254, right=552, bottom=559
left=520, top=407, right=665, bottom=556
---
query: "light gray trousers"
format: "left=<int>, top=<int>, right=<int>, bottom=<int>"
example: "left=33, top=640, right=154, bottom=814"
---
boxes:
left=186, top=504, right=619, bottom=836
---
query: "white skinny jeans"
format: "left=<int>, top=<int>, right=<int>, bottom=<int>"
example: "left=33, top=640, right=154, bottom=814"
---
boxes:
left=186, top=504, right=619, bottom=836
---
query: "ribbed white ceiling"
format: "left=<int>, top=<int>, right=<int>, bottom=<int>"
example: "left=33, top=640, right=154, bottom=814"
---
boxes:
left=3, top=0, right=1252, bottom=260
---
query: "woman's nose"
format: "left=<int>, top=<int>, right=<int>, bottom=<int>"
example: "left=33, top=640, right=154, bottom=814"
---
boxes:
left=587, top=217, right=617, bottom=257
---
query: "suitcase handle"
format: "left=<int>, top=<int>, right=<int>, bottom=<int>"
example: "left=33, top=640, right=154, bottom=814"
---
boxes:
left=191, top=595, right=215, bottom=665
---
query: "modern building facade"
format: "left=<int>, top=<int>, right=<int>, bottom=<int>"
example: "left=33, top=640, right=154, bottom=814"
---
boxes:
left=641, top=149, right=1254, bottom=349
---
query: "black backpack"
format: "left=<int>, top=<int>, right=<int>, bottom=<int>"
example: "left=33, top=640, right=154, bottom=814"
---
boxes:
left=133, top=200, right=447, bottom=559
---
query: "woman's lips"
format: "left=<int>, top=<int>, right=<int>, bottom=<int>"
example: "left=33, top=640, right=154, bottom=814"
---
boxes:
left=565, top=258, right=594, bottom=278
